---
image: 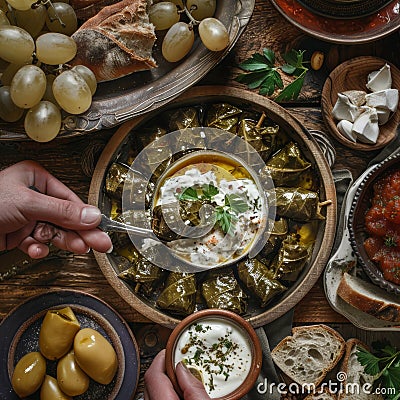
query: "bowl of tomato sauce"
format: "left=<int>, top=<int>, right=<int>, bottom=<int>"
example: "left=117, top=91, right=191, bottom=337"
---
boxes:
left=349, top=152, right=400, bottom=295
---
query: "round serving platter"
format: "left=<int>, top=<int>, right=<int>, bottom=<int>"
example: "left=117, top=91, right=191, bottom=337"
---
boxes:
left=270, top=0, right=400, bottom=44
left=89, top=85, right=337, bottom=329
left=0, top=289, right=140, bottom=399
left=0, top=0, right=255, bottom=141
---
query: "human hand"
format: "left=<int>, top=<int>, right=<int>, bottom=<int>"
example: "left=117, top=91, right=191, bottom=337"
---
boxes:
left=0, top=160, right=112, bottom=258
left=144, top=350, right=211, bottom=400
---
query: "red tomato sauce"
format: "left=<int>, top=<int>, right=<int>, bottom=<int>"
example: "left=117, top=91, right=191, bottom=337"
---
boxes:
left=364, top=169, right=400, bottom=286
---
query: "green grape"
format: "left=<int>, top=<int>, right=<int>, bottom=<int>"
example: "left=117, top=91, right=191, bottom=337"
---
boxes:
left=162, top=22, right=194, bottom=62
left=10, top=64, right=46, bottom=108
left=149, top=2, right=180, bottom=31
left=35, top=32, right=77, bottom=65
left=187, top=0, right=216, bottom=21
left=53, top=69, right=92, bottom=114
left=71, top=65, right=97, bottom=95
left=6, top=0, right=36, bottom=11
left=24, top=100, right=62, bottom=142
left=14, top=5, right=46, bottom=38
left=0, top=85, right=24, bottom=122
left=46, top=2, right=77, bottom=36
left=0, top=26, right=34, bottom=63
left=154, top=0, right=183, bottom=7
left=0, top=9, right=9, bottom=25
left=198, top=17, right=229, bottom=51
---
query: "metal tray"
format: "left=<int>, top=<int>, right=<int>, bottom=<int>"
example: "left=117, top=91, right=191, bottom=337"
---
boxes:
left=0, top=0, right=254, bottom=141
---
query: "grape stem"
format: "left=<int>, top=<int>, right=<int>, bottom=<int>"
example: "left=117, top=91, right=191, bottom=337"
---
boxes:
left=182, top=1, right=201, bottom=26
left=41, top=0, right=66, bottom=27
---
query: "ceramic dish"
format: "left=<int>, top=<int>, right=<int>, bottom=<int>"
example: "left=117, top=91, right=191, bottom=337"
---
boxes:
left=270, top=0, right=400, bottom=44
left=296, top=0, right=392, bottom=19
left=89, top=85, right=337, bottom=329
left=0, top=290, right=140, bottom=400
left=0, top=0, right=254, bottom=141
left=321, top=56, right=400, bottom=151
left=324, top=166, right=400, bottom=331
left=165, top=309, right=262, bottom=400
left=348, top=153, right=400, bottom=295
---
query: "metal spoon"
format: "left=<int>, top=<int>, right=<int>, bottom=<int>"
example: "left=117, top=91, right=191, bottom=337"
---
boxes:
left=98, top=214, right=153, bottom=238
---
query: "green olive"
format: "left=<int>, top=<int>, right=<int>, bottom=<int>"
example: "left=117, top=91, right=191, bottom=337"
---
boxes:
left=39, top=306, right=80, bottom=360
left=12, top=351, right=46, bottom=398
left=57, top=351, right=89, bottom=396
left=74, top=328, right=118, bottom=385
left=40, top=375, right=72, bottom=400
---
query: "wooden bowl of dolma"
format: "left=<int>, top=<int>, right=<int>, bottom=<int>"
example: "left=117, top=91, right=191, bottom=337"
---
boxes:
left=89, top=86, right=337, bottom=329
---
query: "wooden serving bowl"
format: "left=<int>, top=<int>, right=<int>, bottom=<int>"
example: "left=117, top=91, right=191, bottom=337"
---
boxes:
left=348, top=153, right=400, bottom=295
left=164, top=309, right=262, bottom=400
left=321, top=56, right=400, bottom=151
left=89, top=86, right=337, bottom=328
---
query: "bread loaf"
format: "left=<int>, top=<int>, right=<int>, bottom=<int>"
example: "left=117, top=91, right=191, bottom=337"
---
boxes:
left=71, top=0, right=157, bottom=82
left=337, top=273, right=400, bottom=322
left=271, top=324, right=345, bottom=387
left=338, top=339, right=383, bottom=400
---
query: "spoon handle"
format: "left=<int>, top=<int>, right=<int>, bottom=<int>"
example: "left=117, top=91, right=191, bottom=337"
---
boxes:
left=99, top=214, right=153, bottom=238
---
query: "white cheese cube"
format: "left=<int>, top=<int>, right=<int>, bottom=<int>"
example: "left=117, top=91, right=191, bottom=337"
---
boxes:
left=366, top=64, right=392, bottom=92
left=337, top=120, right=357, bottom=142
left=352, top=108, right=380, bottom=144
left=365, top=89, right=399, bottom=112
left=332, top=93, right=362, bottom=122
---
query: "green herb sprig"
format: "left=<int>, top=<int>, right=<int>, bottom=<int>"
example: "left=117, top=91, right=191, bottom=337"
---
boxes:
left=357, top=341, right=400, bottom=400
left=178, top=185, right=249, bottom=234
left=235, top=48, right=308, bottom=102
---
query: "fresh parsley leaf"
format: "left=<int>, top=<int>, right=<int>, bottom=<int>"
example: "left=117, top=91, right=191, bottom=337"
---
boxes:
left=275, top=72, right=306, bottom=102
left=179, top=184, right=219, bottom=201
left=357, top=343, right=400, bottom=400
left=179, top=186, right=199, bottom=201
left=236, top=48, right=308, bottom=102
left=357, top=346, right=381, bottom=376
left=202, top=184, right=219, bottom=199
left=225, top=194, right=249, bottom=214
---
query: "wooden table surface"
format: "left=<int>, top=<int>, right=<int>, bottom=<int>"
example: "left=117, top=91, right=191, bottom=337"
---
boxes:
left=1, top=0, right=399, bottom=347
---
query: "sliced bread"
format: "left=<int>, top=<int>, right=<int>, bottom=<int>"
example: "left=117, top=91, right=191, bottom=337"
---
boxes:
left=271, top=324, right=345, bottom=387
left=304, top=387, right=337, bottom=399
left=337, top=273, right=400, bottom=322
left=338, top=339, right=383, bottom=400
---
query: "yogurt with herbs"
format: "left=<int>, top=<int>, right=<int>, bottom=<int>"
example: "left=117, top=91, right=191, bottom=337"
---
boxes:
left=154, top=152, right=265, bottom=267
left=174, top=317, right=253, bottom=397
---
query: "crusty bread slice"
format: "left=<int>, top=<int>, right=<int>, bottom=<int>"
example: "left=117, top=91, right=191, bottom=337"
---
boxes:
left=337, top=273, right=400, bottom=322
left=304, top=387, right=337, bottom=400
left=271, top=324, right=345, bottom=387
left=338, top=339, right=383, bottom=400
left=72, top=0, right=157, bottom=81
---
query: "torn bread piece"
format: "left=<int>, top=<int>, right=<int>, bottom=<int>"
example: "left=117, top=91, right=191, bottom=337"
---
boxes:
left=71, top=0, right=157, bottom=82
left=271, top=324, right=345, bottom=387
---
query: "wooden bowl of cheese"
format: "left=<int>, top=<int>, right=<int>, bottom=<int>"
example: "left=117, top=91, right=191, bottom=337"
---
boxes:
left=321, top=56, right=400, bottom=151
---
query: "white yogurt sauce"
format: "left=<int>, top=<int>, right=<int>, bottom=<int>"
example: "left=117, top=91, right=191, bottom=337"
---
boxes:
left=174, top=317, right=252, bottom=397
left=156, top=166, right=263, bottom=266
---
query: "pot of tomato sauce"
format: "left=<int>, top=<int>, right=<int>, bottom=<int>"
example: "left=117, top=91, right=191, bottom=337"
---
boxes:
left=349, top=152, right=400, bottom=295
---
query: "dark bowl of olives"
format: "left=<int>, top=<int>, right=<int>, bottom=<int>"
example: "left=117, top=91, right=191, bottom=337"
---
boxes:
left=348, top=152, right=400, bottom=295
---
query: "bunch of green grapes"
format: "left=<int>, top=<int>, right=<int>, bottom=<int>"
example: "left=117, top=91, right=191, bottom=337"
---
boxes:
left=0, top=0, right=96, bottom=142
left=149, top=0, right=229, bottom=63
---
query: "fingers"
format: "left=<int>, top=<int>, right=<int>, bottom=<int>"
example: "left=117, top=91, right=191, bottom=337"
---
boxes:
left=22, top=189, right=103, bottom=231
left=144, top=350, right=180, bottom=400
left=176, top=362, right=211, bottom=400
left=18, top=236, right=50, bottom=259
left=77, top=229, right=113, bottom=254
